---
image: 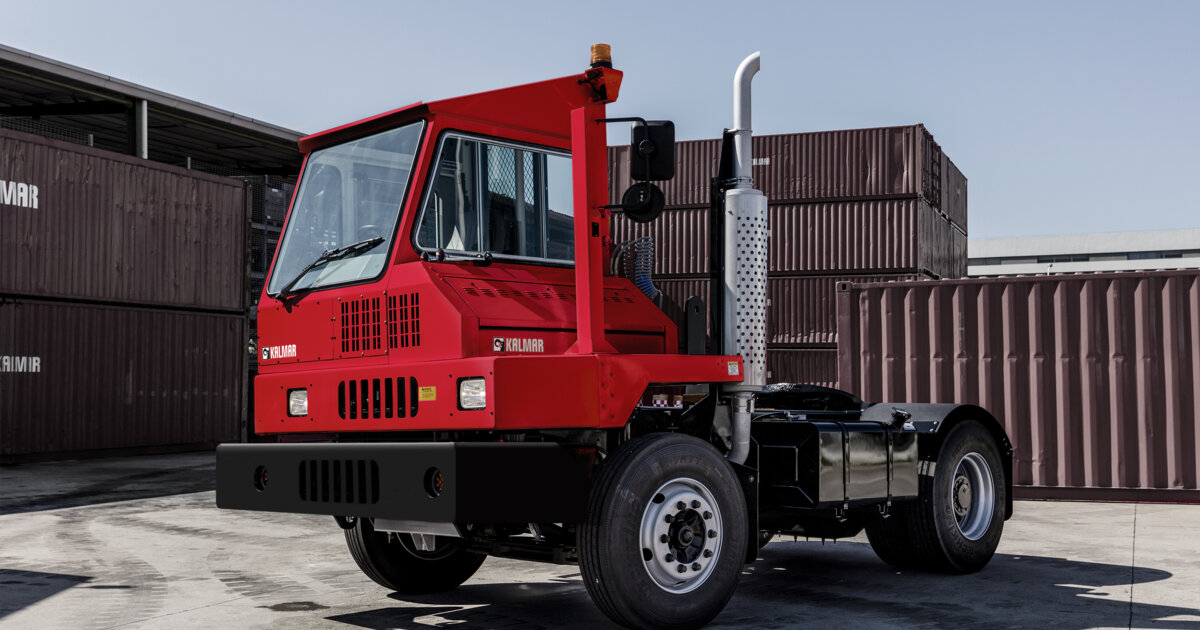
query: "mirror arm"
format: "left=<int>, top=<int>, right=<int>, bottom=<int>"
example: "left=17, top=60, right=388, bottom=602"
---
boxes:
left=596, top=117, right=655, bottom=183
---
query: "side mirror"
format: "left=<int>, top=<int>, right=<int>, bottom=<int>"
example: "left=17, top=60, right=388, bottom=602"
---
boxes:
left=620, top=182, right=665, bottom=223
left=630, top=120, right=675, bottom=181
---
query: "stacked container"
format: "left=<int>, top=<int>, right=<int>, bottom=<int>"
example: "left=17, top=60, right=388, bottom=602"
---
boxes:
left=0, top=128, right=248, bottom=461
left=611, top=125, right=966, bottom=387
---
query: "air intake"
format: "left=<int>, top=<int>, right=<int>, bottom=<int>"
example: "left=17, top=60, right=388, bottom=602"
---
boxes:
left=387, top=292, right=421, bottom=349
left=339, top=297, right=383, bottom=356
left=338, top=377, right=420, bottom=419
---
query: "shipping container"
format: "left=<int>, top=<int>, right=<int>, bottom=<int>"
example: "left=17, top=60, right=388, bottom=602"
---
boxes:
left=768, top=201, right=964, bottom=278
left=0, top=298, right=246, bottom=461
left=0, top=128, right=249, bottom=312
left=655, top=277, right=711, bottom=352
left=942, top=154, right=968, bottom=234
left=836, top=271, right=1200, bottom=499
left=766, top=348, right=839, bottom=389
left=657, top=274, right=931, bottom=350
left=613, top=199, right=964, bottom=278
left=609, top=125, right=948, bottom=209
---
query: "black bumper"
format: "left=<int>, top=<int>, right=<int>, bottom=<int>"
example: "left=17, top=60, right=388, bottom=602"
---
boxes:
left=216, top=442, right=592, bottom=523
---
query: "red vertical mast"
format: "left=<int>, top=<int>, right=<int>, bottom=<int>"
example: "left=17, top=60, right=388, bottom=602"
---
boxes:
left=568, top=47, right=620, bottom=355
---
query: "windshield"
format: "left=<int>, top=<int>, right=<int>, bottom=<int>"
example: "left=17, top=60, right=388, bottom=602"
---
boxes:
left=267, top=121, right=424, bottom=295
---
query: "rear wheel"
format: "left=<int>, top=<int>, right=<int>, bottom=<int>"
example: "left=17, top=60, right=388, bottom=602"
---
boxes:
left=580, top=433, right=748, bottom=630
left=866, top=420, right=1005, bottom=573
left=345, top=518, right=485, bottom=594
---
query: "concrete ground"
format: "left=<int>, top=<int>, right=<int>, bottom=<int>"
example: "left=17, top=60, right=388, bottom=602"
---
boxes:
left=1, top=453, right=1198, bottom=630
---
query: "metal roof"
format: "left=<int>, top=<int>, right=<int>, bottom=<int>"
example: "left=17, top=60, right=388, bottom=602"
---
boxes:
left=969, top=228, right=1200, bottom=258
left=0, top=43, right=302, bottom=175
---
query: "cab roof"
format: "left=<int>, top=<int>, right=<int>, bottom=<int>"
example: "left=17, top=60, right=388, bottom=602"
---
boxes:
left=298, top=68, right=622, bottom=154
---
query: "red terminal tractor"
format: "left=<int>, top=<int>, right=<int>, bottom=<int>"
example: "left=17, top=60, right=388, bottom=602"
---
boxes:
left=217, top=45, right=1013, bottom=629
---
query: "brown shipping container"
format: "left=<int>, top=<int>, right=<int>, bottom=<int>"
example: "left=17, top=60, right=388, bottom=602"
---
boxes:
left=0, top=299, right=245, bottom=460
left=942, top=154, right=968, bottom=233
left=0, top=128, right=248, bottom=311
left=769, top=201, right=964, bottom=278
left=836, top=271, right=1200, bottom=499
left=657, top=274, right=930, bottom=349
left=609, top=125, right=946, bottom=209
left=766, top=348, right=839, bottom=389
left=613, top=200, right=964, bottom=278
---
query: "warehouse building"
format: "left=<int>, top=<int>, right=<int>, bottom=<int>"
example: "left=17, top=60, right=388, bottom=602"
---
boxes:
left=968, top=228, right=1200, bottom=276
left=0, top=44, right=302, bottom=462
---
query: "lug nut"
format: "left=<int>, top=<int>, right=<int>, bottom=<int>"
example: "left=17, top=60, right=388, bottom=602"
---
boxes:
left=691, top=562, right=701, bottom=571
left=664, top=515, right=674, bottom=523
left=676, top=501, right=686, bottom=510
left=691, top=500, right=700, bottom=508
left=703, top=511, right=712, bottom=520
left=677, top=564, right=687, bottom=573
left=707, top=529, right=717, bottom=538
left=664, top=553, right=675, bottom=562
left=660, top=534, right=669, bottom=543
left=703, top=549, right=713, bottom=558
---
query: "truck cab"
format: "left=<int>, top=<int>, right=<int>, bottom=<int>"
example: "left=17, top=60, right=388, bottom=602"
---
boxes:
left=252, top=66, right=734, bottom=434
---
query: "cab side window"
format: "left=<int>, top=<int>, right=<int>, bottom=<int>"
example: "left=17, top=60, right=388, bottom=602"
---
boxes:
left=417, top=135, right=573, bottom=262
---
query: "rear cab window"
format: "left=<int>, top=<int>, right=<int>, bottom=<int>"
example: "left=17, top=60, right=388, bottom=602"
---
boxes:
left=415, top=134, right=574, bottom=264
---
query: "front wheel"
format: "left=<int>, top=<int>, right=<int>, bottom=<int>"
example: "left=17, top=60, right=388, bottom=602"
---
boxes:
left=579, top=433, right=748, bottom=630
left=345, top=518, right=485, bottom=594
left=866, top=420, right=1006, bottom=573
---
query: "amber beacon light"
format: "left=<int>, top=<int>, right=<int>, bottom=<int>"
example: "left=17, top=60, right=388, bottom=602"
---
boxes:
left=590, top=43, right=612, bottom=68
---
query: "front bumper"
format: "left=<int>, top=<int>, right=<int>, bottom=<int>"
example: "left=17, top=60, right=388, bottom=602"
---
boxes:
left=216, top=442, right=593, bottom=523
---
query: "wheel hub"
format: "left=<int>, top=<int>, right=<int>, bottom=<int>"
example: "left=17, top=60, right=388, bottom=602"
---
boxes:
left=640, top=478, right=722, bottom=594
left=951, top=452, right=995, bottom=541
left=954, top=475, right=972, bottom=518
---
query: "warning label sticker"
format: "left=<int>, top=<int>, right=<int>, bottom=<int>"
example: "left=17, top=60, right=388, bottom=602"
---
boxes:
left=418, top=386, right=437, bottom=402
left=727, top=361, right=740, bottom=376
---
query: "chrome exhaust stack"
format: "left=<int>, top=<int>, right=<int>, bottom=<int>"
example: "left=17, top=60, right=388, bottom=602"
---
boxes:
left=724, top=52, right=768, bottom=465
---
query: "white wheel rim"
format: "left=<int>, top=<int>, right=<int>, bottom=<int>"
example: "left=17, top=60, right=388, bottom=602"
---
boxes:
left=639, top=477, right=722, bottom=594
left=952, top=452, right=995, bottom=541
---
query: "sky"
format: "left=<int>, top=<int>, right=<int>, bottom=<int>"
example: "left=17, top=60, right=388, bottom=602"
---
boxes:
left=2, top=0, right=1197, bottom=239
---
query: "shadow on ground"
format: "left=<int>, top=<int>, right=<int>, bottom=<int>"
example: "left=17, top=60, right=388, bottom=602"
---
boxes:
left=327, top=541, right=1200, bottom=630
left=0, top=453, right=215, bottom=515
left=0, top=569, right=92, bottom=619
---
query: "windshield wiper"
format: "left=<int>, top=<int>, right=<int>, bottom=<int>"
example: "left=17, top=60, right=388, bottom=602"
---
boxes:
left=274, top=236, right=385, bottom=299
left=421, top=249, right=495, bottom=267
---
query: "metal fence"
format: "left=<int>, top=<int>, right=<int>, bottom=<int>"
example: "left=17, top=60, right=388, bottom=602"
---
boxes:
left=0, top=116, right=92, bottom=147
left=837, top=271, right=1200, bottom=500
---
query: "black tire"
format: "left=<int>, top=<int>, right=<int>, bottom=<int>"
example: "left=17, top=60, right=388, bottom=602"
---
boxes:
left=866, top=420, right=1006, bottom=573
left=344, top=518, right=485, bottom=594
left=864, top=504, right=923, bottom=569
left=579, top=433, right=748, bottom=630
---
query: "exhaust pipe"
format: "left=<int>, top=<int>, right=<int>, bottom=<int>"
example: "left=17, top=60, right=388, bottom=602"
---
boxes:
left=731, top=51, right=760, bottom=188
left=724, top=52, right=768, bottom=465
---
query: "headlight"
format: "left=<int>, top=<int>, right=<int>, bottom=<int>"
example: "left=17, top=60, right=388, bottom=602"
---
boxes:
left=457, top=378, right=486, bottom=410
left=287, top=389, right=308, bottom=416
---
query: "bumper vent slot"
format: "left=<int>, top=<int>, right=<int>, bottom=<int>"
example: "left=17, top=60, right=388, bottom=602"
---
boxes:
left=338, top=377, right=419, bottom=419
left=298, top=458, right=379, bottom=505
